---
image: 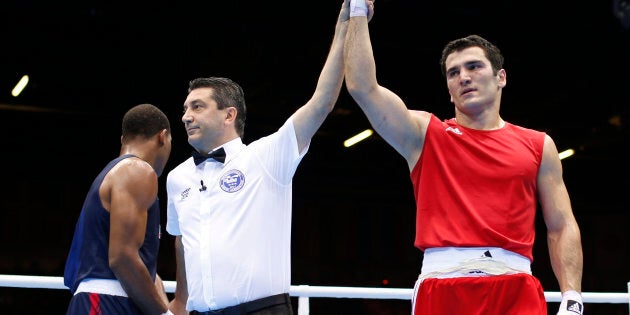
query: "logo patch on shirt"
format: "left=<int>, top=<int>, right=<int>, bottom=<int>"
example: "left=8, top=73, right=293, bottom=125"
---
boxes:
left=445, top=126, right=463, bottom=135
left=180, top=187, right=191, bottom=200
left=220, top=169, right=245, bottom=193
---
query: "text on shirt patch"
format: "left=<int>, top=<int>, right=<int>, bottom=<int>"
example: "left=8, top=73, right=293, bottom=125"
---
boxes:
left=180, top=187, right=191, bottom=201
left=220, top=169, right=245, bottom=193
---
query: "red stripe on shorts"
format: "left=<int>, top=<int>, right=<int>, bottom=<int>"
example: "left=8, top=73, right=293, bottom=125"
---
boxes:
left=88, top=293, right=102, bottom=315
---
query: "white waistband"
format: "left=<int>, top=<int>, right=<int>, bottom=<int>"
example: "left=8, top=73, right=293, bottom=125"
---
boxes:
left=75, top=278, right=128, bottom=297
left=420, top=247, right=531, bottom=280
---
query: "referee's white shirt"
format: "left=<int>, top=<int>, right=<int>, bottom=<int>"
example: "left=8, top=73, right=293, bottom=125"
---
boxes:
left=166, top=117, right=307, bottom=311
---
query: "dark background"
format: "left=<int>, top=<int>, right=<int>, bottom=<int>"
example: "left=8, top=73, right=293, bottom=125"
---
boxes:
left=1, top=0, right=629, bottom=314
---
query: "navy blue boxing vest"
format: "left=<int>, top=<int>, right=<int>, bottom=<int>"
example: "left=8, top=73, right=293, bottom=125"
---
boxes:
left=63, top=154, right=161, bottom=294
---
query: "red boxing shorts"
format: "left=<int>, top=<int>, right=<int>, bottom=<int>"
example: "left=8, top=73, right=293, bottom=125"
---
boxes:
left=412, top=273, right=547, bottom=315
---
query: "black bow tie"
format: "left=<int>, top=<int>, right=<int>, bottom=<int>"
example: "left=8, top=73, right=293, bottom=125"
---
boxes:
left=192, top=147, right=226, bottom=165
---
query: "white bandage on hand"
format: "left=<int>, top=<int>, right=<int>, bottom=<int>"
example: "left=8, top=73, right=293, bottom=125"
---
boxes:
left=161, top=310, right=174, bottom=315
left=349, top=0, right=368, bottom=17
left=557, top=290, right=583, bottom=315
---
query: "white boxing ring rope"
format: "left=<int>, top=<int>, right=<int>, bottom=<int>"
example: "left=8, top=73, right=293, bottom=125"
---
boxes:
left=1, top=275, right=629, bottom=314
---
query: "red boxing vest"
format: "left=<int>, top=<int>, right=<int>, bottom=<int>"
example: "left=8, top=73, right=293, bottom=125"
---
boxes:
left=411, top=115, right=545, bottom=261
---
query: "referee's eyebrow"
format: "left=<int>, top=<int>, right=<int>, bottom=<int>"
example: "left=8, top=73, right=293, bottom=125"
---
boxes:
left=184, top=100, right=204, bottom=110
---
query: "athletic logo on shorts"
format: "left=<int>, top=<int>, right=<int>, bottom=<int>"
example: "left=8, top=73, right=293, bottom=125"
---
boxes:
left=219, top=169, right=245, bottom=193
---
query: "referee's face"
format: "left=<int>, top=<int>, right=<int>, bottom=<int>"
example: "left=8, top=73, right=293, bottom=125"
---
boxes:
left=183, top=87, right=231, bottom=153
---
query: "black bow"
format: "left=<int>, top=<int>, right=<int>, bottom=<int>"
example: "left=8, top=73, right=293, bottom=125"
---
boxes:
left=192, top=147, right=226, bottom=165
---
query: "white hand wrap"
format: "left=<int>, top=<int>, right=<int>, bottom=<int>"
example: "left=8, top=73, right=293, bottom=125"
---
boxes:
left=349, top=0, right=368, bottom=17
left=557, top=290, right=583, bottom=315
left=161, top=310, right=174, bottom=315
